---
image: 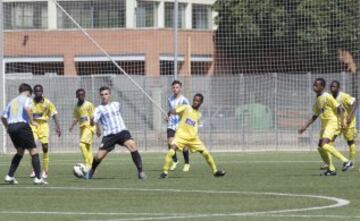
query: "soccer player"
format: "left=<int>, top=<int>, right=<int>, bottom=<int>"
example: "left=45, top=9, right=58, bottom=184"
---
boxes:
left=159, top=93, right=226, bottom=178
left=1, top=83, right=47, bottom=185
left=298, top=78, right=353, bottom=176
left=167, top=80, right=191, bottom=172
left=30, top=84, right=61, bottom=179
left=85, top=86, right=146, bottom=180
left=69, top=89, right=95, bottom=171
left=330, top=80, right=357, bottom=163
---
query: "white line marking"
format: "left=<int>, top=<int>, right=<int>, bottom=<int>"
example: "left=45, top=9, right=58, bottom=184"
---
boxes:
left=0, top=186, right=350, bottom=221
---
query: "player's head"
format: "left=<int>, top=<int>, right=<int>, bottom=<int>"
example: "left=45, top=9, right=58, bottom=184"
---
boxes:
left=76, top=88, right=86, bottom=104
left=172, top=80, right=183, bottom=96
left=18, top=83, right=33, bottom=96
left=330, top=80, right=340, bottom=95
left=99, top=86, right=111, bottom=104
left=33, top=85, right=44, bottom=101
left=313, top=78, right=326, bottom=94
left=192, top=93, right=204, bottom=109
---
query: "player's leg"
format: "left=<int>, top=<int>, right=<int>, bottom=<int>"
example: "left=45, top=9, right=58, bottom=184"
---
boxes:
left=123, top=138, right=146, bottom=180
left=79, top=127, right=94, bottom=170
left=193, top=140, right=225, bottom=177
left=167, top=129, right=178, bottom=171
left=317, top=139, right=334, bottom=174
left=5, top=147, right=24, bottom=184
left=85, top=134, right=116, bottom=179
left=86, top=149, right=109, bottom=179
left=344, top=127, right=357, bottom=162
left=41, top=143, right=49, bottom=178
left=182, top=147, right=190, bottom=172
left=320, top=137, right=352, bottom=172
left=159, top=144, right=178, bottom=179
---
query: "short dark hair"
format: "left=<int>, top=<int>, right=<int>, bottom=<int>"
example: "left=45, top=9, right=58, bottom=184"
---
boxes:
left=99, top=86, right=111, bottom=93
left=18, top=83, right=33, bottom=94
left=315, top=78, right=326, bottom=87
left=33, top=84, right=43, bottom=91
left=76, top=88, right=86, bottom=95
left=194, top=93, right=204, bottom=103
left=331, top=80, right=340, bottom=88
left=172, top=80, right=182, bottom=87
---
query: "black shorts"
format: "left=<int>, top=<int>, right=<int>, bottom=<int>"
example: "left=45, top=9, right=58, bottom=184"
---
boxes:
left=167, top=128, right=176, bottom=139
left=100, top=130, right=133, bottom=152
left=7, top=123, right=36, bottom=149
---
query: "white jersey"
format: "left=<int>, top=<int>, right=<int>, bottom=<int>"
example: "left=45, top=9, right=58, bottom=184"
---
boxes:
left=167, top=95, right=190, bottom=130
left=94, top=102, right=127, bottom=136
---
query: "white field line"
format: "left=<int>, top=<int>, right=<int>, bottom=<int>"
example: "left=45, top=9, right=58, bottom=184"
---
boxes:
left=0, top=187, right=350, bottom=221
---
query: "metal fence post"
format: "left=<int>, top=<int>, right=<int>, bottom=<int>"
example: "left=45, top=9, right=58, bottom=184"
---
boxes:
left=0, top=0, right=6, bottom=153
left=273, top=73, right=278, bottom=150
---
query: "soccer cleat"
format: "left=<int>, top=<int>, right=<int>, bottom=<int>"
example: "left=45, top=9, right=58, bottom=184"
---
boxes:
left=182, top=164, right=190, bottom=172
left=213, top=170, right=226, bottom=177
left=320, top=163, right=329, bottom=170
left=33, top=177, right=48, bottom=185
left=84, top=170, right=93, bottom=180
left=323, top=170, right=337, bottom=176
left=342, top=161, right=353, bottom=172
left=42, top=171, right=48, bottom=179
left=159, top=172, right=168, bottom=179
left=170, top=161, right=179, bottom=171
left=138, top=171, right=146, bottom=180
left=4, top=175, right=18, bottom=185
left=30, top=170, right=36, bottom=178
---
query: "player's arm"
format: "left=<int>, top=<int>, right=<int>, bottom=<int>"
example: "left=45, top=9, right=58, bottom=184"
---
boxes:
left=298, top=115, right=318, bottom=134
left=25, top=99, right=37, bottom=127
left=337, top=106, right=345, bottom=128
left=347, top=97, right=357, bottom=125
left=1, top=104, right=10, bottom=129
left=170, top=105, right=188, bottom=116
left=93, top=107, right=102, bottom=137
left=69, top=107, right=79, bottom=132
left=50, top=102, right=61, bottom=137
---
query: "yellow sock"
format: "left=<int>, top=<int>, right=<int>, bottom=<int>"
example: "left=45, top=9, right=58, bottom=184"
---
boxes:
left=322, top=143, right=348, bottom=163
left=162, top=149, right=176, bottom=173
left=86, top=143, right=93, bottom=168
left=200, top=150, right=217, bottom=173
left=318, top=148, right=335, bottom=171
left=80, top=143, right=91, bottom=169
left=349, top=143, right=356, bottom=161
left=43, top=152, right=49, bottom=172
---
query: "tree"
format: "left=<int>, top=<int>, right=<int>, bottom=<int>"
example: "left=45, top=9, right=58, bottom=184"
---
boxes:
left=213, top=0, right=360, bottom=74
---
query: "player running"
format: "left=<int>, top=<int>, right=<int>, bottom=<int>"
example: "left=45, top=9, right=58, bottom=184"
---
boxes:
left=30, top=84, right=61, bottom=179
left=167, top=80, right=191, bottom=172
left=69, top=89, right=95, bottom=171
left=85, top=86, right=146, bottom=180
left=159, top=93, right=226, bottom=178
left=1, top=83, right=47, bottom=185
left=298, top=78, right=353, bottom=176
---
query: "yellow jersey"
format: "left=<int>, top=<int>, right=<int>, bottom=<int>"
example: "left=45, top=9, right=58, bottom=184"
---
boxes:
left=335, top=92, right=356, bottom=128
left=73, top=101, right=95, bottom=128
left=31, top=98, right=58, bottom=122
left=175, top=105, right=201, bottom=140
left=313, top=92, right=339, bottom=128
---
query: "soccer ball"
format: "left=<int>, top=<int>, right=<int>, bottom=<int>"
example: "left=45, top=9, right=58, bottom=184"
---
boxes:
left=73, top=163, right=87, bottom=178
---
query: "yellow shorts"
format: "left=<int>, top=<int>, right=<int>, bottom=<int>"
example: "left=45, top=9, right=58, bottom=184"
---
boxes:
left=80, top=126, right=95, bottom=145
left=31, top=121, right=49, bottom=144
left=172, top=136, right=206, bottom=153
left=320, top=124, right=338, bottom=140
left=339, top=127, right=358, bottom=141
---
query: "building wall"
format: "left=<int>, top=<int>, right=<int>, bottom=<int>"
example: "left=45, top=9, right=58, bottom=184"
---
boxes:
left=4, top=29, right=214, bottom=75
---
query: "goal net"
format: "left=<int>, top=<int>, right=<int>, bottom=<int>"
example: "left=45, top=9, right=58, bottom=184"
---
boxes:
left=0, top=0, right=359, bottom=153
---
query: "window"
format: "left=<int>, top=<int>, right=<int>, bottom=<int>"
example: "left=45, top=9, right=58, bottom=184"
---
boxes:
left=164, top=2, right=186, bottom=28
left=136, top=1, right=158, bottom=27
left=57, top=0, right=125, bottom=29
left=4, top=2, right=48, bottom=30
left=76, top=61, right=145, bottom=75
left=192, top=4, right=212, bottom=29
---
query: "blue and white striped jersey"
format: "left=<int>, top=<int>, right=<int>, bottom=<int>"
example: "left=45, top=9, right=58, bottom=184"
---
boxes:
left=167, top=95, right=190, bottom=130
left=93, top=102, right=127, bottom=136
left=2, top=95, right=32, bottom=124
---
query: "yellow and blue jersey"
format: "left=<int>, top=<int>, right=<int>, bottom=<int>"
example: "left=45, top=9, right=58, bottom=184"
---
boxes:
left=73, top=101, right=95, bottom=128
left=175, top=105, right=201, bottom=140
left=335, top=92, right=356, bottom=128
left=31, top=98, right=58, bottom=122
left=313, top=92, right=339, bottom=129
